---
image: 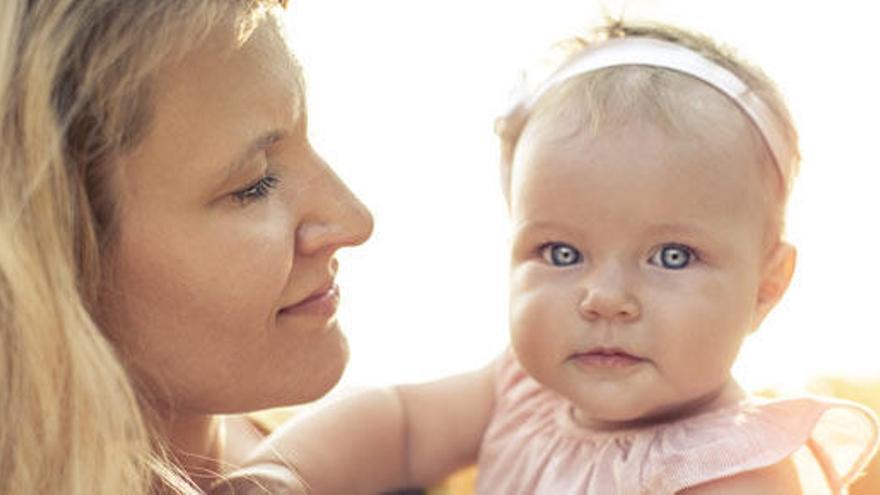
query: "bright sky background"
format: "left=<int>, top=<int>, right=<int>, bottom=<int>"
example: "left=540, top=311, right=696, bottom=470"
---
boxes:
left=283, top=0, right=880, bottom=395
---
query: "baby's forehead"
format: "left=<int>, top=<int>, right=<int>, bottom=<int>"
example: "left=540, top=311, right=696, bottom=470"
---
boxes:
left=529, top=67, right=762, bottom=150
left=508, top=118, right=774, bottom=255
left=510, top=70, right=784, bottom=247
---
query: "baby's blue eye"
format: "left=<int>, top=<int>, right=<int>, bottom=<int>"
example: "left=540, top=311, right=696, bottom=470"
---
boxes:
left=540, top=242, right=582, bottom=267
left=651, top=244, right=694, bottom=270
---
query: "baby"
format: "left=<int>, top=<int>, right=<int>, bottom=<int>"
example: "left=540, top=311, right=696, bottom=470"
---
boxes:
left=220, top=21, right=879, bottom=495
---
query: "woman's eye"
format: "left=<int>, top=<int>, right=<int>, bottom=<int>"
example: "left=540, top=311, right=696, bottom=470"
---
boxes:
left=540, top=242, right=582, bottom=267
left=651, top=244, right=694, bottom=270
left=232, top=174, right=279, bottom=204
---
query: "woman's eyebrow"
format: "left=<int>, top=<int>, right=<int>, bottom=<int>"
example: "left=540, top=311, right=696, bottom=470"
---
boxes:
left=223, top=130, right=284, bottom=181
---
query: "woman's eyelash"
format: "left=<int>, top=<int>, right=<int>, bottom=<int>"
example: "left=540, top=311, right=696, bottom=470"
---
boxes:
left=233, top=174, right=279, bottom=204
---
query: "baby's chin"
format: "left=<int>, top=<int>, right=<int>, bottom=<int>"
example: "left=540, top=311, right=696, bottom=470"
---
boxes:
left=571, top=383, right=745, bottom=432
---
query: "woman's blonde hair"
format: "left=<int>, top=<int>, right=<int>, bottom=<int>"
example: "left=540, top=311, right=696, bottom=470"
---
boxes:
left=0, top=1, right=286, bottom=493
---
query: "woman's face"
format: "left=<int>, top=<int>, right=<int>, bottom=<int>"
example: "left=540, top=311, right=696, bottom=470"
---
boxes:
left=100, top=14, right=373, bottom=414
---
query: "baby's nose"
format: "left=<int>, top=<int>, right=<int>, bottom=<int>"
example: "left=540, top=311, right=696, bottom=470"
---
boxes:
left=577, top=269, right=640, bottom=322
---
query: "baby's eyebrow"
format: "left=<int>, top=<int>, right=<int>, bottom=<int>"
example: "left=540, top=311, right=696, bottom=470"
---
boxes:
left=514, top=216, right=593, bottom=230
left=642, top=222, right=711, bottom=237
left=512, top=219, right=552, bottom=232
left=511, top=219, right=578, bottom=237
left=509, top=220, right=590, bottom=250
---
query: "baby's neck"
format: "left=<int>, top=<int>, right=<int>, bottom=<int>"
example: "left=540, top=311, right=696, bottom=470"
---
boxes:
left=573, top=380, right=746, bottom=432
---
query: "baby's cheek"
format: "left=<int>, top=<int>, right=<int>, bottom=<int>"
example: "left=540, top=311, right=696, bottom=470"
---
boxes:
left=662, top=317, right=742, bottom=393
left=508, top=273, right=547, bottom=331
left=508, top=288, right=557, bottom=370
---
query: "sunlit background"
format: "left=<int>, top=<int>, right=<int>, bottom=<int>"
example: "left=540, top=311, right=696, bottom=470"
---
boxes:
left=282, top=0, right=880, bottom=396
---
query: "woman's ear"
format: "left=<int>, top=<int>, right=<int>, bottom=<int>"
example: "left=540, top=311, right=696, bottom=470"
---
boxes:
left=753, top=242, right=797, bottom=329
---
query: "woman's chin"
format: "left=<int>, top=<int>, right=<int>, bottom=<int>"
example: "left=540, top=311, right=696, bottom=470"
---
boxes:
left=264, top=332, right=350, bottom=409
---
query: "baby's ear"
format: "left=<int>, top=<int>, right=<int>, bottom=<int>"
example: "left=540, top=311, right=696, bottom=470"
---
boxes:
left=754, top=242, right=797, bottom=329
left=499, top=160, right=512, bottom=206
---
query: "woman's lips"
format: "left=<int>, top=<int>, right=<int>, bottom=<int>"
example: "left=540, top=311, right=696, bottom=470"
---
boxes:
left=279, top=284, right=339, bottom=318
left=572, top=348, right=644, bottom=368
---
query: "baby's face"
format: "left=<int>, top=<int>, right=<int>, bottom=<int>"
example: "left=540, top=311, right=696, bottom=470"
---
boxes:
left=508, top=114, right=776, bottom=429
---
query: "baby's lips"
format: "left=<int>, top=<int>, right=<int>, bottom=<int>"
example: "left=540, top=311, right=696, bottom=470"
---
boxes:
left=573, top=347, right=645, bottom=368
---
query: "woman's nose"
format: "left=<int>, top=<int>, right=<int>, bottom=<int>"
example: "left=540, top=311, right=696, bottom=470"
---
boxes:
left=295, top=166, right=374, bottom=256
left=577, top=266, right=640, bottom=322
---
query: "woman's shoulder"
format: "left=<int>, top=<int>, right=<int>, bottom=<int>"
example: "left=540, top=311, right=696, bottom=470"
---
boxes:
left=222, top=415, right=274, bottom=468
left=208, top=414, right=308, bottom=494
left=209, top=462, right=308, bottom=495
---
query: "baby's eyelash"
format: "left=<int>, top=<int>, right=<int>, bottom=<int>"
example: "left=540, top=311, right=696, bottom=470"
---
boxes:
left=538, top=241, right=582, bottom=267
left=232, top=174, right=279, bottom=204
left=650, top=243, right=698, bottom=270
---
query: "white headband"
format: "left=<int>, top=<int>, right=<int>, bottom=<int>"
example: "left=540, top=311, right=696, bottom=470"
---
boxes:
left=504, top=37, right=795, bottom=185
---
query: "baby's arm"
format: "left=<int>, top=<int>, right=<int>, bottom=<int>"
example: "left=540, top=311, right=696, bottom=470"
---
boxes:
left=678, top=457, right=802, bottom=495
left=244, top=362, right=497, bottom=494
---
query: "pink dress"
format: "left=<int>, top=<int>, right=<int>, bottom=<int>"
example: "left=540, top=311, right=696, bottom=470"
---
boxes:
left=477, top=350, right=879, bottom=494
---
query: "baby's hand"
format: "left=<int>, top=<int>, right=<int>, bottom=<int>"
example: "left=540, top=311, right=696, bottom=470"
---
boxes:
left=208, top=463, right=309, bottom=495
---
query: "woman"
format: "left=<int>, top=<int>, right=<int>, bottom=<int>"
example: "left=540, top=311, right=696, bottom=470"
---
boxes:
left=0, top=1, right=372, bottom=493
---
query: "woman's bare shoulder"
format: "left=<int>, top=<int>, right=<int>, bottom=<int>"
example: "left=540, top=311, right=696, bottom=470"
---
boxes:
left=224, top=415, right=276, bottom=467
left=209, top=414, right=308, bottom=494
left=209, top=462, right=308, bottom=495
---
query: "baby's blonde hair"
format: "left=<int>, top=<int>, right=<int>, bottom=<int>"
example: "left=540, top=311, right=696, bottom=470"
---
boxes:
left=0, top=1, right=286, bottom=494
left=497, top=20, right=800, bottom=243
